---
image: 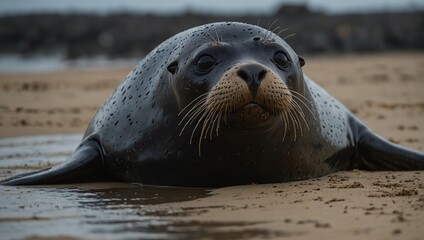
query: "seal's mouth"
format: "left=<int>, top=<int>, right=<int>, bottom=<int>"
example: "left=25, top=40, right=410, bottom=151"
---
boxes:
left=227, top=102, right=271, bottom=129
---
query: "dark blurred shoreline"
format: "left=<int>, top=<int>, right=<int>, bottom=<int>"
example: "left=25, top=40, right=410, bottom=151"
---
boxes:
left=1, top=5, right=423, bottom=59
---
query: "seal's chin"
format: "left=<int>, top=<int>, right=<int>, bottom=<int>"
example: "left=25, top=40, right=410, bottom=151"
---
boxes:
left=227, top=103, right=271, bottom=129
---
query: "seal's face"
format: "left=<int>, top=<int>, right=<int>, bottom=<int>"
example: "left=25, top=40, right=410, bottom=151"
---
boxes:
left=205, top=60, right=292, bottom=129
left=168, top=22, right=307, bottom=147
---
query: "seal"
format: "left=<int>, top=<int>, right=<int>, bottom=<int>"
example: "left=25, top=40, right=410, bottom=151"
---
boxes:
left=2, top=22, right=423, bottom=187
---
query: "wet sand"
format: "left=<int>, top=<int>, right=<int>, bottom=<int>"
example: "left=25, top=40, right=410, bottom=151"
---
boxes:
left=0, top=52, right=423, bottom=239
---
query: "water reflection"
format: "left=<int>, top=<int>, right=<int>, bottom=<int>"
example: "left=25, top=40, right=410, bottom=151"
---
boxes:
left=0, top=183, right=212, bottom=239
left=0, top=135, right=290, bottom=239
left=0, top=183, right=289, bottom=239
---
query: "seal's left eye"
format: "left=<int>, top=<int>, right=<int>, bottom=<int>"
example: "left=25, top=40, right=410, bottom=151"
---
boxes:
left=273, top=52, right=289, bottom=68
left=197, top=55, right=216, bottom=72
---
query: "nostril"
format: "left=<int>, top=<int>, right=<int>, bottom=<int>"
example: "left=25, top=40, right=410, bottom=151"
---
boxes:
left=258, top=69, right=267, bottom=80
left=237, top=69, right=249, bottom=81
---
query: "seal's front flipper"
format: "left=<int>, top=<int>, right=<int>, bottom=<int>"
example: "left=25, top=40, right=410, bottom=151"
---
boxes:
left=1, top=138, right=107, bottom=185
left=357, top=128, right=424, bottom=170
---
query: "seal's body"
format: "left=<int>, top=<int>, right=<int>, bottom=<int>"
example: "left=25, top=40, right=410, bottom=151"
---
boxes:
left=2, top=22, right=423, bottom=187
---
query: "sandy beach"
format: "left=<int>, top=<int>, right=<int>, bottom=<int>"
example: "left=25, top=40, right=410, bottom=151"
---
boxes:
left=0, top=52, right=423, bottom=239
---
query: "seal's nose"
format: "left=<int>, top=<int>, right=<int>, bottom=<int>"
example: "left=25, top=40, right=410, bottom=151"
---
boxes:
left=237, top=64, right=267, bottom=97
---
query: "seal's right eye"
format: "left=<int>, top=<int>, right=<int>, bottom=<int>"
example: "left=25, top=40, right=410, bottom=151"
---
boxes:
left=197, top=55, right=216, bottom=73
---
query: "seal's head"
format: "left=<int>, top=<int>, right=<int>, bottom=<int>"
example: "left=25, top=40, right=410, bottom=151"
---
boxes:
left=167, top=22, right=307, bottom=146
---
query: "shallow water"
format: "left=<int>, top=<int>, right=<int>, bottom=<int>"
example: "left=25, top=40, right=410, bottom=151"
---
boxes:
left=0, top=135, right=265, bottom=240
left=0, top=54, right=138, bottom=73
left=0, top=183, right=217, bottom=239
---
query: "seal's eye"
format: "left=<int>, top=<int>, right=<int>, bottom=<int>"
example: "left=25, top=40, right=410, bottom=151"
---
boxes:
left=197, top=55, right=216, bottom=72
left=272, top=52, right=289, bottom=69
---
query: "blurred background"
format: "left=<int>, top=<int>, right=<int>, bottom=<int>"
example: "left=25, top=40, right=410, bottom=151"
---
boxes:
left=0, top=0, right=423, bottom=72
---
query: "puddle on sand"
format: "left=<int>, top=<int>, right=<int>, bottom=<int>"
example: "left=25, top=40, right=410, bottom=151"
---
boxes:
left=0, top=135, right=284, bottom=240
left=0, top=183, right=213, bottom=240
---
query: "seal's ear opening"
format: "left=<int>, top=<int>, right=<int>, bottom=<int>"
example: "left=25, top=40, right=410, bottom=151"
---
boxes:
left=167, top=60, right=178, bottom=74
left=298, top=55, right=305, bottom=67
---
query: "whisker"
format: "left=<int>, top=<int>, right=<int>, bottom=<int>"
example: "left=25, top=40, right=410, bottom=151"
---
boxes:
left=185, top=107, right=206, bottom=141
left=206, top=31, right=217, bottom=42
left=200, top=36, right=214, bottom=44
left=271, top=26, right=281, bottom=39
left=292, top=100, right=310, bottom=131
left=266, top=18, right=279, bottom=40
left=276, top=28, right=289, bottom=36
left=198, top=107, right=219, bottom=155
left=287, top=109, right=297, bottom=141
left=284, top=33, right=296, bottom=40
left=178, top=92, right=209, bottom=116
left=180, top=104, right=208, bottom=136
left=280, top=113, right=288, bottom=142
left=223, top=102, right=229, bottom=125
left=210, top=103, right=225, bottom=138
left=272, top=25, right=280, bottom=33
left=290, top=93, right=312, bottom=108
left=215, top=110, right=223, bottom=137
left=208, top=109, right=221, bottom=140
left=291, top=100, right=305, bottom=118
left=290, top=93, right=316, bottom=119
left=202, top=108, right=217, bottom=140
left=189, top=109, right=208, bottom=142
left=293, top=98, right=316, bottom=119
left=179, top=101, right=207, bottom=132
left=289, top=89, right=312, bottom=103
left=179, top=98, right=207, bottom=125
left=290, top=105, right=304, bottom=136
left=214, top=28, right=220, bottom=42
